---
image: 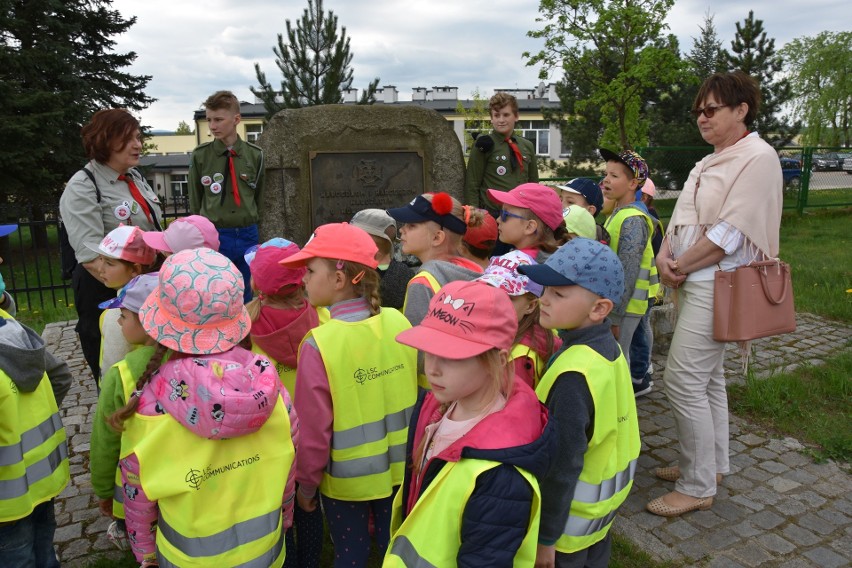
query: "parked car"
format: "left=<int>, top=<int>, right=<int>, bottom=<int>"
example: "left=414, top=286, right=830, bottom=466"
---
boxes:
left=812, top=152, right=842, bottom=171
left=843, top=157, right=852, bottom=174
left=780, top=157, right=802, bottom=190
left=837, top=153, right=852, bottom=170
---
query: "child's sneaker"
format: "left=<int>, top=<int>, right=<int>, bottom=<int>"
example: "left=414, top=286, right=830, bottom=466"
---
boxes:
left=107, top=520, right=129, bottom=551
left=632, top=374, right=653, bottom=398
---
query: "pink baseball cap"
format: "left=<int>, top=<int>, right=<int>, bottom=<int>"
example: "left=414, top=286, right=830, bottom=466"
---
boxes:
left=279, top=223, right=379, bottom=269
left=249, top=238, right=306, bottom=296
left=139, top=247, right=251, bottom=355
left=396, top=280, right=518, bottom=359
left=476, top=250, right=544, bottom=297
left=86, top=225, right=156, bottom=265
left=641, top=178, right=656, bottom=197
left=486, top=183, right=564, bottom=231
left=143, top=215, right=220, bottom=253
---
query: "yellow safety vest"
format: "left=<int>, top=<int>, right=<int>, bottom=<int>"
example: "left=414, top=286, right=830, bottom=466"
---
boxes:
left=128, top=396, right=294, bottom=568
left=307, top=309, right=417, bottom=501
left=510, top=343, right=547, bottom=389
left=384, top=459, right=540, bottom=567
left=0, top=309, right=70, bottom=522
left=536, top=344, right=640, bottom=553
left=604, top=207, right=660, bottom=315
left=402, top=269, right=441, bottom=389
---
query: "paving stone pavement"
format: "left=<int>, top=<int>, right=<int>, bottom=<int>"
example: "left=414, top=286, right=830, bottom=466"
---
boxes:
left=42, top=311, right=851, bottom=567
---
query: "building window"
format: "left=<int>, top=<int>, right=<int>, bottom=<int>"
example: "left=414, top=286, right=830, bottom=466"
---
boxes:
left=518, top=120, right=550, bottom=156
left=170, top=174, right=188, bottom=197
left=245, top=124, right=264, bottom=143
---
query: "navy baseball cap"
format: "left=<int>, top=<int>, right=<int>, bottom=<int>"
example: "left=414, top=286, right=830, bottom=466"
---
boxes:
left=518, top=238, right=624, bottom=303
left=0, top=224, right=18, bottom=238
left=555, top=178, right=603, bottom=214
left=386, top=193, right=467, bottom=235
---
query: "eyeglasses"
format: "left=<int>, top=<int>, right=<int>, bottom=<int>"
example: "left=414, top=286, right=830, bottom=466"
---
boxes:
left=500, top=210, right=528, bottom=222
left=690, top=104, right=729, bottom=119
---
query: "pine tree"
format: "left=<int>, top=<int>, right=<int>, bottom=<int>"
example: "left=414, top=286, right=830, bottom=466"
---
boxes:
left=252, top=0, right=379, bottom=119
left=726, top=11, right=800, bottom=146
left=0, top=0, right=153, bottom=205
left=689, top=12, right=727, bottom=77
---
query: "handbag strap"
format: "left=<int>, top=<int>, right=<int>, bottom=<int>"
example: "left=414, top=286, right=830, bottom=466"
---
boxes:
left=757, top=261, right=789, bottom=305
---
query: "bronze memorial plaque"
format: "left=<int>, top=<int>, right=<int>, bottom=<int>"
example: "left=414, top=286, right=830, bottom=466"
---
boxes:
left=309, top=151, right=425, bottom=226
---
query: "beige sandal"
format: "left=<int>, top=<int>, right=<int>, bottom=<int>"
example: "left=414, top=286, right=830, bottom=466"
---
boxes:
left=646, top=492, right=714, bottom=517
left=654, top=466, right=723, bottom=484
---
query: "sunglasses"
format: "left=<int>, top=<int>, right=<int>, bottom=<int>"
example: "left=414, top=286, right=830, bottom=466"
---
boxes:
left=500, top=210, right=528, bottom=222
left=690, top=104, right=729, bottom=119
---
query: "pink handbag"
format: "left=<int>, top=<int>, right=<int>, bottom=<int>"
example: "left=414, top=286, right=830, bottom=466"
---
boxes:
left=713, top=259, right=796, bottom=342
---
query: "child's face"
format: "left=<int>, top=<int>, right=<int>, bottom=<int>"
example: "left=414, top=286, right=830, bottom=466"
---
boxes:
left=490, top=104, right=519, bottom=137
left=602, top=162, right=639, bottom=205
left=398, top=221, right=435, bottom=258
left=539, top=285, right=600, bottom=330
left=560, top=191, right=596, bottom=216
left=496, top=205, right=534, bottom=247
left=424, top=353, right=494, bottom=409
left=118, top=308, right=152, bottom=346
left=99, top=256, right=139, bottom=290
left=302, top=257, right=337, bottom=307
left=205, top=108, right=241, bottom=142
left=509, top=293, right=537, bottom=322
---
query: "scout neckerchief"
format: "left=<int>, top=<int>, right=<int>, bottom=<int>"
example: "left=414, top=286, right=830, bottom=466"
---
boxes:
left=118, top=173, right=154, bottom=224
left=221, top=147, right=242, bottom=207
left=505, top=136, right=525, bottom=173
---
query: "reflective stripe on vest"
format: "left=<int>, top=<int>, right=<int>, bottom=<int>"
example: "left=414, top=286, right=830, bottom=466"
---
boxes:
left=309, top=309, right=417, bottom=500
left=385, top=459, right=540, bottom=567
left=156, top=507, right=281, bottom=563
left=389, top=535, right=438, bottom=568
left=535, top=345, right=640, bottom=553
left=0, top=344, right=70, bottom=521
left=604, top=206, right=659, bottom=315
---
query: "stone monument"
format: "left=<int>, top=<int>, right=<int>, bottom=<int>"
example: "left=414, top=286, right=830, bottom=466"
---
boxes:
left=258, top=104, right=465, bottom=244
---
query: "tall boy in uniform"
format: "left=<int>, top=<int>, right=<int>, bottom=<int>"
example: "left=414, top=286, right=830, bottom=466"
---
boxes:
left=519, top=238, right=640, bottom=568
left=464, top=92, right=539, bottom=254
left=189, top=90, right=264, bottom=302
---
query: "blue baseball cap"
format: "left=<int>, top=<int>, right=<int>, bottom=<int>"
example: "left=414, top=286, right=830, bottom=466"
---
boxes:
left=518, top=238, right=624, bottom=303
left=555, top=178, right=603, bottom=214
left=0, top=224, right=18, bottom=238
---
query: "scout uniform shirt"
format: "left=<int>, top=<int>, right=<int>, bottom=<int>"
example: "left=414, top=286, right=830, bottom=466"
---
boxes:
left=464, top=131, right=539, bottom=211
left=189, top=137, right=265, bottom=229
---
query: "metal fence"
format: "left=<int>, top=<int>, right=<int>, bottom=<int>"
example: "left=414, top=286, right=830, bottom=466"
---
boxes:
left=0, top=200, right=190, bottom=315
left=636, top=146, right=852, bottom=213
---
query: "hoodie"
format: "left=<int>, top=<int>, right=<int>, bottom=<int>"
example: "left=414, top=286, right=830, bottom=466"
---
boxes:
left=250, top=300, right=320, bottom=369
left=0, top=317, right=71, bottom=406
left=120, top=346, right=299, bottom=563
left=403, top=257, right=482, bottom=326
left=398, top=379, right=556, bottom=566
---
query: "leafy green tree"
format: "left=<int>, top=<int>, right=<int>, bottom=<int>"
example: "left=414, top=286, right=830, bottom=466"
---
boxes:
left=781, top=32, right=851, bottom=147
left=175, top=120, right=194, bottom=135
left=456, top=88, right=491, bottom=152
left=252, top=0, right=379, bottom=119
left=725, top=11, right=800, bottom=146
left=525, top=0, right=682, bottom=152
left=0, top=0, right=153, bottom=206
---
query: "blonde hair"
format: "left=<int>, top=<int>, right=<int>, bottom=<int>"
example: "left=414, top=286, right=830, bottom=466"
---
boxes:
left=322, top=259, right=382, bottom=316
left=420, top=193, right=487, bottom=250
left=246, top=282, right=304, bottom=321
left=107, top=343, right=170, bottom=432
left=410, top=348, right=512, bottom=476
left=527, top=212, right=570, bottom=254
left=515, top=296, right=555, bottom=361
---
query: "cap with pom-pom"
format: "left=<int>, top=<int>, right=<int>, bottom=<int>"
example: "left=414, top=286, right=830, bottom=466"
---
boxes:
left=386, top=193, right=467, bottom=235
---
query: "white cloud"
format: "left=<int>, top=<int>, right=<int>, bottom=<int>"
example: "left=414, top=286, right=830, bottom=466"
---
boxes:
left=109, top=0, right=847, bottom=130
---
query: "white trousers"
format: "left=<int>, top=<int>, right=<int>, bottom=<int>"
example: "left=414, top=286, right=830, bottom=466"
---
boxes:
left=663, top=280, right=729, bottom=498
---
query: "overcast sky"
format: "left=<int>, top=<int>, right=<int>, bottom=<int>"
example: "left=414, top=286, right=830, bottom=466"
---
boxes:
left=109, top=0, right=846, bottom=131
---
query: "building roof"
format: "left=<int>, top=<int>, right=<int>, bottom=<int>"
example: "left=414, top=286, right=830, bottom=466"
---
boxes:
left=140, top=153, right=191, bottom=170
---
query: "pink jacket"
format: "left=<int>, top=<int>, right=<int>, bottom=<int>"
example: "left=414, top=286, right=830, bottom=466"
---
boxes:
left=513, top=324, right=562, bottom=388
left=121, top=346, right=299, bottom=562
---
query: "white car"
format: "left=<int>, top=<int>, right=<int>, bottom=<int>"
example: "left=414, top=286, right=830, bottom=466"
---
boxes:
left=843, top=157, right=852, bottom=174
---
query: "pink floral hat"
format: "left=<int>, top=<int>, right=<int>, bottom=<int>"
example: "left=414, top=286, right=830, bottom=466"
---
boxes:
left=139, top=247, right=251, bottom=355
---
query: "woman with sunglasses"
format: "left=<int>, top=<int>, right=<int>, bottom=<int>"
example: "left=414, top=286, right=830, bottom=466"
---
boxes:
left=648, top=71, right=783, bottom=517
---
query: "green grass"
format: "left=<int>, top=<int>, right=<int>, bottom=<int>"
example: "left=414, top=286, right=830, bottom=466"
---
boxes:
left=729, top=350, right=852, bottom=463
